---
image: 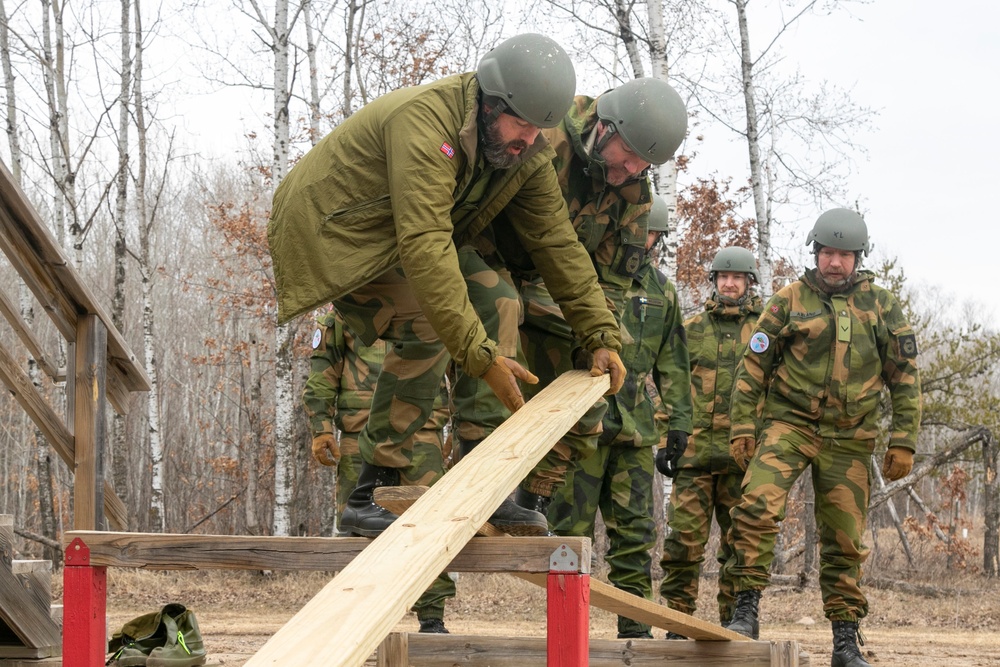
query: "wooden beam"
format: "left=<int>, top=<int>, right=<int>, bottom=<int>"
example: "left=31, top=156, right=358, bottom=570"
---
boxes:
left=244, top=370, right=610, bottom=667
left=0, top=285, right=60, bottom=380
left=73, top=315, right=106, bottom=531
left=376, top=486, right=747, bottom=642
left=62, top=531, right=587, bottom=574
left=377, top=634, right=807, bottom=666
left=0, top=159, right=149, bottom=393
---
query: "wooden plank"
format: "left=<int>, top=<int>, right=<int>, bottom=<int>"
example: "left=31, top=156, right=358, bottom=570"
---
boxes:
left=244, top=370, right=611, bottom=667
left=0, top=516, right=11, bottom=571
left=375, top=633, right=407, bottom=667
left=0, top=658, right=62, bottom=666
left=376, top=486, right=747, bottom=643
left=63, top=530, right=587, bottom=574
left=11, top=561, right=51, bottom=605
left=0, top=286, right=59, bottom=380
left=0, top=559, right=61, bottom=652
left=388, top=634, right=789, bottom=666
left=0, top=160, right=149, bottom=393
left=73, top=315, right=106, bottom=531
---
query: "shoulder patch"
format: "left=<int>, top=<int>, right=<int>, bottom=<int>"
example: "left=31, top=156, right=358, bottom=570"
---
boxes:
left=770, top=304, right=780, bottom=314
left=749, top=331, right=770, bottom=354
left=898, top=333, right=918, bottom=359
left=312, top=328, right=323, bottom=349
left=440, top=142, right=456, bottom=158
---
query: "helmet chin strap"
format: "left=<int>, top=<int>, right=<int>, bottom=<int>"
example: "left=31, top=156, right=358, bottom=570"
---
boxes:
left=479, top=90, right=508, bottom=127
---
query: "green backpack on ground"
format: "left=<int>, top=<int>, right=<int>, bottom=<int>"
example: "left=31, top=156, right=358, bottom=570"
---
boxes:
left=106, top=603, right=206, bottom=667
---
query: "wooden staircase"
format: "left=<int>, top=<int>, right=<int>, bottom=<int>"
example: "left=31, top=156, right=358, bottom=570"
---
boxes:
left=0, top=515, right=61, bottom=666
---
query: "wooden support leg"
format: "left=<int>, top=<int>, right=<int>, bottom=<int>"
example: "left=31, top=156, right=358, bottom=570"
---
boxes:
left=546, top=544, right=589, bottom=667
left=63, top=537, right=106, bottom=667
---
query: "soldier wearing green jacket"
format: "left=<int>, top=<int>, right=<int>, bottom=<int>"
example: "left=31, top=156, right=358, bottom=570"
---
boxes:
left=302, top=309, right=454, bottom=632
left=659, top=246, right=762, bottom=631
left=269, top=34, right=627, bottom=538
left=547, top=195, right=692, bottom=639
left=724, top=209, right=921, bottom=667
left=502, top=77, right=689, bottom=509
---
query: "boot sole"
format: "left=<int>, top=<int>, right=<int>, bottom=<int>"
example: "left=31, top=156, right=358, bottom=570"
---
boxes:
left=491, top=523, right=550, bottom=537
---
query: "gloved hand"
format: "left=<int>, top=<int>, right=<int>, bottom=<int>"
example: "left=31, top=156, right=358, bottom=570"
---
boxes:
left=482, top=355, right=539, bottom=413
left=882, top=446, right=914, bottom=481
left=655, top=430, right=688, bottom=478
left=730, top=436, right=757, bottom=471
left=589, top=348, right=626, bottom=395
left=311, top=433, right=339, bottom=466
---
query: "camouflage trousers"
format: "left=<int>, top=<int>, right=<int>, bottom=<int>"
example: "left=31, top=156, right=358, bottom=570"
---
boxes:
left=727, top=421, right=874, bottom=621
left=659, top=467, right=744, bottom=623
left=517, top=290, right=608, bottom=496
left=548, top=444, right=655, bottom=637
left=335, top=424, right=455, bottom=621
left=334, top=247, right=515, bottom=467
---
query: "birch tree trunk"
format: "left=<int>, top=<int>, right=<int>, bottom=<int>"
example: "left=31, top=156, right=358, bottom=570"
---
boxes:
left=984, top=431, right=999, bottom=577
left=647, top=0, right=680, bottom=282
left=110, top=0, right=133, bottom=521
left=271, top=0, right=294, bottom=538
left=732, top=0, right=774, bottom=297
left=1, top=0, right=22, bottom=181
left=133, top=1, right=165, bottom=533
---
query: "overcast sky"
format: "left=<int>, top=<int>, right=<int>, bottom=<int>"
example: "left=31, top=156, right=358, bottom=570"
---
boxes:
left=691, top=2, right=998, bottom=323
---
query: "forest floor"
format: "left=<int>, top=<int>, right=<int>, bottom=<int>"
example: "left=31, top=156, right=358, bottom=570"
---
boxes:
left=78, top=565, right=1000, bottom=666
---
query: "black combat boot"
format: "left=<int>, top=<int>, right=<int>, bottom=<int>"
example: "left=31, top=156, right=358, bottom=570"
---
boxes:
left=831, top=620, right=870, bottom=667
left=340, top=462, right=400, bottom=537
left=418, top=618, right=449, bottom=634
left=460, top=439, right=550, bottom=536
left=514, top=486, right=551, bottom=516
left=725, top=590, right=761, bottom=639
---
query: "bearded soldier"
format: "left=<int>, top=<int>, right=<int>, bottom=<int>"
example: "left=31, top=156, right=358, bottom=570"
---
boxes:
left=270, top=34, right=626, bottom=538
left=659, top=246, right=763, bottom=634
left=724, top=209, right=921, bottom=667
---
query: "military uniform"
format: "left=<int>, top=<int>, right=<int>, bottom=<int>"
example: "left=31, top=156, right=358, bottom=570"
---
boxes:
left=659, top=293, right=763, bottom=623
left=509, top=94, right=653, bottom=496
left=301, top=310, right=454, bottom=622
left=270, top=72, right=620, bottom=471
left=548, top=259, right=691, bottom=637
left=726, top=268, right=920, bottom=622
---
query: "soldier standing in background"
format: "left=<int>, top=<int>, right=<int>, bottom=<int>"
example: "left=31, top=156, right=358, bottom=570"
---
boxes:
left=658, top=246, right=763, bottom=635
left=302, top=309, right=455, bottom=633
left=546, top=195, right=692, bottom=639
left=724, top=209, right=921, bottom=667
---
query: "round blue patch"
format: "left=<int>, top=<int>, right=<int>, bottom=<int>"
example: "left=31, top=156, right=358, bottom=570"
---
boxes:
left=749, top=331, right=769, bottom=354
left=311, top=328, right=323, bottom=349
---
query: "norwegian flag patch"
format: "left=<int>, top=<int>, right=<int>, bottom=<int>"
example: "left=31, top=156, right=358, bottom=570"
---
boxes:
left=440, top=142, right=455, bottom=158
left=770, top=304, right=780, bottom=314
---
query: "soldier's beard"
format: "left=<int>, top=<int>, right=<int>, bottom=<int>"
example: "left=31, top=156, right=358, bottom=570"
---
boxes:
left=482, top=119, right=530, bottom=170
left=816, top=269, right=857, bottom=294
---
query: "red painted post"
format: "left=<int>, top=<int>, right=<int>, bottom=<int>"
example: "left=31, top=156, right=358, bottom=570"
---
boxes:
left=546, top=543, right=589, bottom=666
left=63, top=537, right=107, bottom=667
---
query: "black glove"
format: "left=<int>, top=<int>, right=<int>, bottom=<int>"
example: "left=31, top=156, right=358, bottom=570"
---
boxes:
left=655, top=430, right=688, bottom=478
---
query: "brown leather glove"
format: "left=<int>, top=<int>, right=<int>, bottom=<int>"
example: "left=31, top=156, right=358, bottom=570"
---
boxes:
left=589, top=348, right=626, bottom=395
left=481, top=355, right=539, bottom=414
left=311, top=433, right=339, bottom=466
left=730, top=436, right=757, bottom=471
left=882, top=446, right=914, bottom=481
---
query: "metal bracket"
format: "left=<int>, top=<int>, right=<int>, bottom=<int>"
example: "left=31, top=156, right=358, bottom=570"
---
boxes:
left=549, top=543, right=581, bottom=573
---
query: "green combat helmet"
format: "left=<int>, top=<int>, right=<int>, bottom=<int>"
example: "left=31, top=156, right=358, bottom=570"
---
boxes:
left=647, top=193, right=670, bottom=233
left=806, top=208, right=870, bottom=255
left=477, top=33, right=576, bottom=129
left=711, top=246, right=760, bottom=283
left=595, top=77, right=688, bottom=164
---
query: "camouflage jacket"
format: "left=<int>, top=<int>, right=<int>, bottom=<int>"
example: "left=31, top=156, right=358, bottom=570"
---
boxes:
left=542, top=94, right=653, bottom=317
left=602, top=261, right=693, bottom=448
left=302, top=311, right=448, bottom=436
left=269, top=73, right=620, bottom=378
left=730, top=269, right=921, bottom=450
left=680, top=294, right=763, bottom=473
